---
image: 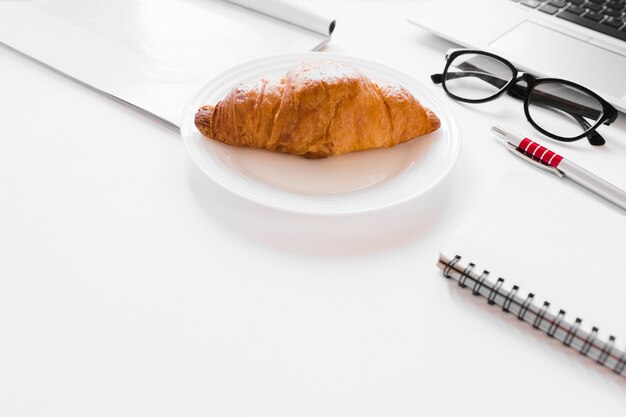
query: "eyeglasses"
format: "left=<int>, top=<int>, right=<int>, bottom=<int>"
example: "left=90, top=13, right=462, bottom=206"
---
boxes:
left=431, top=49, right=618, bottom=146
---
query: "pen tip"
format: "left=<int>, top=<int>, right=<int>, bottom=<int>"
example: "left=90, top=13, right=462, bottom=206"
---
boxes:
left=490, top=125, right=507, bottom=139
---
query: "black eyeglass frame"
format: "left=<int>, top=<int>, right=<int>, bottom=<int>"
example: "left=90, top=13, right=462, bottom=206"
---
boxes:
left=432, top=49, right=618, bottom=145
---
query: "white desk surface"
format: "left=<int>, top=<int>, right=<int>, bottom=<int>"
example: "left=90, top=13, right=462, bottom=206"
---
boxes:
left=1, top=1, right=625, bottom=415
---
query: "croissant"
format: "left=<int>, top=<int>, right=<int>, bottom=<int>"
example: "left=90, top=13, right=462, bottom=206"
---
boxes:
left=195, top=60, right=440, bottom=158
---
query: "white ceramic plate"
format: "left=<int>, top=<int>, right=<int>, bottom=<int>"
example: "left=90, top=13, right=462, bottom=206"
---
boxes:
left=181, top=53, right=461, bottom=215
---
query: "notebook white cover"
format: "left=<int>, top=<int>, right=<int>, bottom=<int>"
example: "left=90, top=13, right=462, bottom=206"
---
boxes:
left=0, top=0, right=333, bottom=129
left=441, top=169, right=626, bottom=354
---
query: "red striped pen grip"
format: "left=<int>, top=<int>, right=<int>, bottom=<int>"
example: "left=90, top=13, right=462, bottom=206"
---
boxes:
left=517, top=138, right=563, bottom=168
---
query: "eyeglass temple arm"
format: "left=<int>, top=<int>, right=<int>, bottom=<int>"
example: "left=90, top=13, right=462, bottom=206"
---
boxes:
left=430, top=72, right=508, bottom=89
left=572, top=113, right=606, bottom=145
left=430, top=73, right=444, bottom=84
left=431, top=60, right=508, bottom=87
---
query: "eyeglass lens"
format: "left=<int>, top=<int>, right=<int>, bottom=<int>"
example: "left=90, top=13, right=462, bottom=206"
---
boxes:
left=444, top=53, right=514, bottom=101
left=527, top=82, right=604, bottom=140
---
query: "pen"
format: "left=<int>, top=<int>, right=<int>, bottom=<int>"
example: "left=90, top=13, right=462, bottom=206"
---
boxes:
left=491, top=125, right=626, bottom=211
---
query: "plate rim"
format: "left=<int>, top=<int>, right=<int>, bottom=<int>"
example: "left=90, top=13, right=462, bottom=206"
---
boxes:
left=181, top=52, right=461, bottom=216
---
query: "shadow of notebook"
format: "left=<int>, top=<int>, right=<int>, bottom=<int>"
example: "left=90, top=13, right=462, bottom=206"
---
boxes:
left=440, top=169, right=626, bottom=380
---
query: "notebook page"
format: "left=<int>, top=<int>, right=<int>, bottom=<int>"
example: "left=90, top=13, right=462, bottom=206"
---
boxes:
left=0, top=0, right=329, bottom=128
left=441, top=169, right=626, bottom=346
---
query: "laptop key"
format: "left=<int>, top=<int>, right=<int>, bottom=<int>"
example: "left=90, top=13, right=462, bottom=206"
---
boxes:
left=584, top=11, right=604, bottom=21
left=566, top=5, right=586, bottom=14
left=585, top=2, right=603, bottom=11
left=568, top=0, right=585, bottom=4
left=540, top=4, right=560, bottom=13
left=521, top=0, right=541, bottom=7
left=606, top=2, right=625, bottom=10
left=603, top=18, right=624, bottom=28
left=557, top=10, right=626, bottom=41
left=603, top=8, right=623, bottom=17
left=548, top=0, right=567, bottom=7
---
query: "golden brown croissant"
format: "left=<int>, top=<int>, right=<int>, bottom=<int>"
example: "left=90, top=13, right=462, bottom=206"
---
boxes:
left=195, top=60, right=440, bottom=158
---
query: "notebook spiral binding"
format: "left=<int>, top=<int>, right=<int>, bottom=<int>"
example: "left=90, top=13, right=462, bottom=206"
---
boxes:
left=438, top=253, right=626, bottom=377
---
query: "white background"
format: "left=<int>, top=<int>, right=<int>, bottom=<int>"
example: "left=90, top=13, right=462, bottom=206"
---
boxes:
left=1, top=1, right=626, bottom=415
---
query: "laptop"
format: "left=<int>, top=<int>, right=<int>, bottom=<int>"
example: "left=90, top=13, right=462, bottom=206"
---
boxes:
left=408, top=0, right=626, bottom=112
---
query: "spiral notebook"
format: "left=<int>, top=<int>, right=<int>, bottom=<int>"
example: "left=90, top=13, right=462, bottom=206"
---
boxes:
left=438, top=170, right=626, bottom=377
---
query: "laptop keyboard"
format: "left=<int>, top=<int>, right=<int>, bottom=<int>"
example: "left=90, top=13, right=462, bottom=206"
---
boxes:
left=512, top=0, right=626, bottom=42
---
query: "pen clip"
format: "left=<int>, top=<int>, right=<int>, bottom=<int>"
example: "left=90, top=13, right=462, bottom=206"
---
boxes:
left=504, top=141, right=564, bottom=178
